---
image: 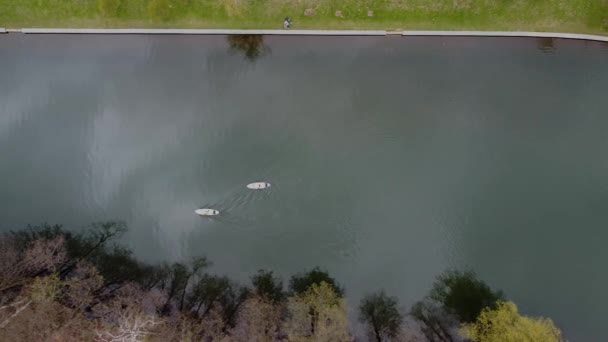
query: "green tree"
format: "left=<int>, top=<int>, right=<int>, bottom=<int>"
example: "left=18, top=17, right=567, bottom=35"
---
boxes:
left=410, top=299, right=455, bottom=342
left=289, top=267, right=343, bottom=297
left=430, top=270, right=504, bottom=323
left=162, top=257, right=209, bottom=313
left=359, top=290, right=402, bottom=342
left=187, top=273, right=249, bottom=328
left=9, top=222, right=127, bottom=273
left=285, top=282, right=351, bottom=341
left=87, top=244, right=146, bottom=286
left=411, top=270, right=504, bottom=342
left=189, top=274, right=233, bottom=316
left=251, top=269, right=285, bottom=303
left=461, top=301, right=564, bottom=342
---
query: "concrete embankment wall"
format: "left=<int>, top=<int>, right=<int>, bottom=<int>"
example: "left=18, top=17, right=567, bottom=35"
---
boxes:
left=18, top=28, right=387, bottom=36
left=2, top=28, right=608, bottom=42
left=401, top=30, right=608, bottom=42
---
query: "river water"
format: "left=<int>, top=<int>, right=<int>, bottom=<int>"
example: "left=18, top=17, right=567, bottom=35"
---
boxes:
left=1, top=34, right=607, bottom=341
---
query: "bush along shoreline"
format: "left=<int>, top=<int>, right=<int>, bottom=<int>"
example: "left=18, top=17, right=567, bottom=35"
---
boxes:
left=0, top=222, right=565, bottom=341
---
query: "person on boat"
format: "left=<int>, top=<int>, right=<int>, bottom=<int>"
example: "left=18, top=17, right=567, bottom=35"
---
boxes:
left=283, top=17, right=292, bottom=29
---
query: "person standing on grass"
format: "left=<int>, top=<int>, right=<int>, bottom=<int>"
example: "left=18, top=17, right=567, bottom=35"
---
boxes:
left=284, top=17, right=292, bottom=29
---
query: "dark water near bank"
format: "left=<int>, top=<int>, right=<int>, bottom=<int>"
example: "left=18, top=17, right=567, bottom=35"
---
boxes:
left=1, top=35, right=607, bottom=341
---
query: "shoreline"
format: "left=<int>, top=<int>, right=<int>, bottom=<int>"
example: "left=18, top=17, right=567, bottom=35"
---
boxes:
left=2, top=28, right=608, bottom=42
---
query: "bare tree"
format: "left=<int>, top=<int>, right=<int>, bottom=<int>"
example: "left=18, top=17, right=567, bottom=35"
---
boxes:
left=198, top=305, right=229, bottom=341
left=0, top=234, right=67, bottom=334
left=153, top=308, right=229, bottom=342
left=95, top=283, right=166, bottom=342
left=62, top=261, right=104, bottom=311
left=96, top=310, right=161, bottom=342
left=95, top=282, right=166, bottom=321
left=230, top=295, right=282, bottom=342
left=149, top=314, right=202, bottom=342
left=0, top=299, right=31, bottom=330
left=0, top=235, right=66, bottom=294
left=0, top=273, right=96, bottom=341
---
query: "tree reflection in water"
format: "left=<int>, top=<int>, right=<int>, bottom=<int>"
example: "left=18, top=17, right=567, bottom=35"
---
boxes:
left=536, top=37, right=555, bottom=54
left=228, top=35, right=270, bottom=61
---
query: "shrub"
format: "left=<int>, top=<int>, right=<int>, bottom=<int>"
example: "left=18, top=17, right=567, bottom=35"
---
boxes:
left=461, top=301, right=564, bottom=342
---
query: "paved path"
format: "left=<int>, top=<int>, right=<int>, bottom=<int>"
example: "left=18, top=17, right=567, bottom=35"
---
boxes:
left=19, top=28, right=387, bottom=36
left=401, top=30, right=608, bottom=42
left=2, top=28, right=608, bottom=42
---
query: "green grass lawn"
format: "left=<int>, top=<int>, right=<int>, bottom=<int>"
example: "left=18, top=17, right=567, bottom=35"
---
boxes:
left=1, top=0, right=607, bottom=34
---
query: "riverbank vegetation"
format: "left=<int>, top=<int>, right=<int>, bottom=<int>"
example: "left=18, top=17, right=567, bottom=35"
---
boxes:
left=0, top=0, right=607, bottom=34
left=0, top=222, right=565, bottom=341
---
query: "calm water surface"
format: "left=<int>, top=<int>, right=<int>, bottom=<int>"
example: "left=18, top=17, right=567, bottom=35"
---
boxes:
left=1, top=35, right=607, bottom=341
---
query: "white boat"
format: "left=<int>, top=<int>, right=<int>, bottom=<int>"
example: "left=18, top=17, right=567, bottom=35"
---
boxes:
left=246, top=182, right=271, bottom=190
left=195, top=208, right=220, bottom=216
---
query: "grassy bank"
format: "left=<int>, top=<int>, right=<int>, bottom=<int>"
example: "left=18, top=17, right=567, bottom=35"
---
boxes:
left=0, top=0, right=607, bottom=34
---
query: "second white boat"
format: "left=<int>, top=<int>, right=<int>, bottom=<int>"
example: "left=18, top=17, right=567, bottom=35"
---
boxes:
left=246, top=182, right=271, bottom=190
